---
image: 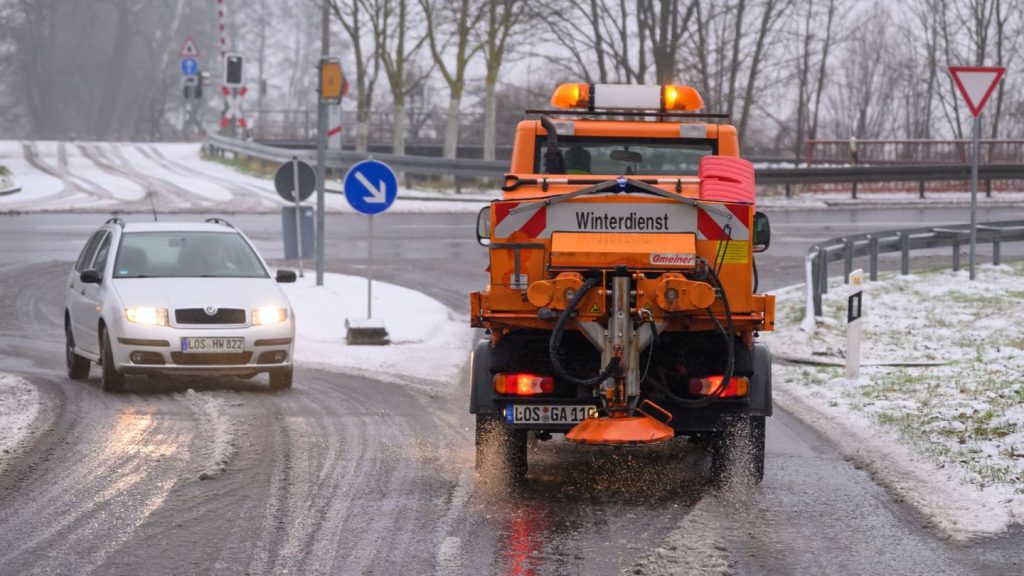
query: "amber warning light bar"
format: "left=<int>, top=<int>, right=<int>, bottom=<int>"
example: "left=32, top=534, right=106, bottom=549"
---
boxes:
left=551, top=83, right=704, bottom=112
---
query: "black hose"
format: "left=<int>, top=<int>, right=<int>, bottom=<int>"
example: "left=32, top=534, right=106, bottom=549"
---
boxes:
left=549, top=276, right=621, bottom=387
left=539, top=115, right=565, bottom=174
left=647, top=260, right=735, bottom=408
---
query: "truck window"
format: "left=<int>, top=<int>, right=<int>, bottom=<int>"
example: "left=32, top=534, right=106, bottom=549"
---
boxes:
left=535, top=136, right=716, bottom=176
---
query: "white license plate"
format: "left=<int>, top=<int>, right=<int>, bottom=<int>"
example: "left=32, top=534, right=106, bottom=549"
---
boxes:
left=181, top=337, right=245, bottom=353
left=509, top=404, right=598, bottom=425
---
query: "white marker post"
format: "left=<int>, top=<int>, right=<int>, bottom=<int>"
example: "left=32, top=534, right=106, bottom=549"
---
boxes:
left=846, top=269, right=864, bottom=379
left=949, top=66, right=1006, bottom=280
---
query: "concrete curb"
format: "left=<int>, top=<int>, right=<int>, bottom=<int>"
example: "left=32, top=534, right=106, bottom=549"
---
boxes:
left=0, top=184, right=21, bottom=197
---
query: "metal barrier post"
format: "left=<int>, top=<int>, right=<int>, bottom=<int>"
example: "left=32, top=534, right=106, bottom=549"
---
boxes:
left=900, top=232, right=911, bottom=275
left=843, top=239, right=854, bottom=283
left=952, top=240, right=960, bottom=271
left=919, top=180, right=925, bottom=199
left=868, top=235, right=878, bottom=280
left=993, top=236, right=1001, bottom=265
left=818, top=248, right=830, bottom=295
left=804, top=251, right=818, bottom=330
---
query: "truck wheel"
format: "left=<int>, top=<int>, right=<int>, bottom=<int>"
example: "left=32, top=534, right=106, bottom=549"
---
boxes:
left=100, top=328, right=125, bottom=393
left=65, top=319, right=91, bottom=380
left=475, top=413, right=527, bottom=483
left=710, top=415, right=765, bottom=486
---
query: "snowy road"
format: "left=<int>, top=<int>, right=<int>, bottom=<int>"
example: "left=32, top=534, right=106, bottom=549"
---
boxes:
left=1, top=160, right=1024, bottom=573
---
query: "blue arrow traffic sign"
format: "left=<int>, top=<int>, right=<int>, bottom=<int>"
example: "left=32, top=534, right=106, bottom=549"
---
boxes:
left=181, top=57, right=199, bottom=76
left=343, top=160, right=398, bottom=215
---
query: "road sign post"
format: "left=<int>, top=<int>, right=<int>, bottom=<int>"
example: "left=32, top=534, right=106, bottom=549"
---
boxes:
left=343, top=160, right=398, bottom=345
left=274, top=158, right=316, bottom=274
left=949, top=66, right=1006, bottom=280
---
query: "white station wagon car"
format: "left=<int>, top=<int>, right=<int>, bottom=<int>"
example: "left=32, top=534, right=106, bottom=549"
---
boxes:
left=64, top=218, right=297, bottom=392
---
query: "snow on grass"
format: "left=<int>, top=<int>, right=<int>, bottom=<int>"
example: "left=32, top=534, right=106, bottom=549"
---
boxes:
left=0, top=141, right=64, bottom=206
left=282, top=272, right=475, bottom=394
left=65, top=144, right=146, bottom=201
left=0, top=373, right=41, bottom=464
left=762, top=262, right=1024, bottom=538
left=180, top=389, right=237, bottom=480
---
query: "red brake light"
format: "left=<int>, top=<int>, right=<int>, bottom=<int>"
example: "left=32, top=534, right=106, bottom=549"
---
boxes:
left=494, top=373, right=555, bottom=395
left=688, top=375, right=749, bottom=398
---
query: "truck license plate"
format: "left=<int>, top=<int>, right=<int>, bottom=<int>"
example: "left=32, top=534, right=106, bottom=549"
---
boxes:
left=181, top=337, right=245, bottom=352
left=508, top=404, right=598, bottom=425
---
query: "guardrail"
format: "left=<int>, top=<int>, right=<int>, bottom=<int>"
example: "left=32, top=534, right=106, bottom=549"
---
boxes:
left=204, top=133, right=506, bottom=179
left=804, top=220, right=1024, bottom=321
left=205, top=134, right=1024, bottom=190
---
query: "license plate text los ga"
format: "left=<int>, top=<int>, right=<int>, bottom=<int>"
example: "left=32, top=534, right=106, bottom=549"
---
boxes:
left=510, top=405, right=598, bottom=424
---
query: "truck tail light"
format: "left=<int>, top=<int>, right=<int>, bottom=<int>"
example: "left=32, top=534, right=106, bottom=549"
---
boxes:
left=494, top=373, right=555, bottom=395
left=688, top=375, right=749, bottom=398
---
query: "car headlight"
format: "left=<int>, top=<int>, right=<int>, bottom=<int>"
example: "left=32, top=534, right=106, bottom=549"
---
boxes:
left=253, top=306, right=288, bottom=325
left=125, top=307, right=168, bottom=326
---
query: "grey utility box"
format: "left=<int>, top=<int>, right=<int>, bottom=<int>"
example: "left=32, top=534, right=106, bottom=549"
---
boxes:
left=282, top=205, right=315, bottom=259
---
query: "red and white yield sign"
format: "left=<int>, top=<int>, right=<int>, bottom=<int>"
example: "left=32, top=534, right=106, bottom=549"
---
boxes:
left=949, top=66, right=1005, bottom=117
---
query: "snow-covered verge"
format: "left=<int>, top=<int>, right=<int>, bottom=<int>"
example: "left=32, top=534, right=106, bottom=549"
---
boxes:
left=762, top=263, right=1024, bottom=539
left=282, top=272, right=475, bottom=395
left=0, top=373, right=41, bottom=465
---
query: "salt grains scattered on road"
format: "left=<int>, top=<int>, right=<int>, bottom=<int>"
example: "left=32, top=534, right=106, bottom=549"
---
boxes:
left=0, top=373, right=41, bottom=465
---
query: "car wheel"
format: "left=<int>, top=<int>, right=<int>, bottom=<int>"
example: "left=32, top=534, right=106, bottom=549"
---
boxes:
left=269, top=367, right=293, bottom=390
left=65, top=319, right=91, bottom=380
left=475, top=413, right=527, bottom=483
left=100, top=328, right=125, bottom=393
left=710, top=415, right=765, bottom=487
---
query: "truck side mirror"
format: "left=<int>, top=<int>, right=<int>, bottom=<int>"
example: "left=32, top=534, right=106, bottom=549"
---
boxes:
left=476, top=207, right=491, bottom=246
left=752, top=211, right=770, bottom=253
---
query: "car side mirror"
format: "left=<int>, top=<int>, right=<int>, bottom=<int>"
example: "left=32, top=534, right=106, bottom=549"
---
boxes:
left=476, top=207, right=491, bottom=247
left=276, top=269, right=297, bottom=283
left=80, top=269, right=102, bottom=284
left=753, top=211, right=771, bottom=253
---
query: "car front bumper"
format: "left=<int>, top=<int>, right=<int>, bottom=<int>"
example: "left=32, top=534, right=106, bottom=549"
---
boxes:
left=110, top=320, right=295, bottom=376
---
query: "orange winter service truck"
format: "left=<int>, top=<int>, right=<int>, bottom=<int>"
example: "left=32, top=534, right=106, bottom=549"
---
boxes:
left=469, top=82, right=775, bottom=484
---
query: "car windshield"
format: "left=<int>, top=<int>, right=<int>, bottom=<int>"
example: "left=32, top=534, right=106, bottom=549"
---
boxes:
left=535, top=136, right=716, bottom=176
left=113, top=231, right=268, bottom=279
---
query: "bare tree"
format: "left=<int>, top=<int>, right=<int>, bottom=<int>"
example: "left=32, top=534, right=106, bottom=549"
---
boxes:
left=479, top=0, right=532, bottom=161
left=331, top=0, right=381, bottom=152
left=419, top=0, right=485, bottom=160
left=365, top=0, right=430, bottom=155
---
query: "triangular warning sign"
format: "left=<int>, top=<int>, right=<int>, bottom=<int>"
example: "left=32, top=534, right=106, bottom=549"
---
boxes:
left=180, top=36, right=201, bottom=58
left=588, top=303, right=601, bottom=314
left=949, top=66, right=1005, bottom=117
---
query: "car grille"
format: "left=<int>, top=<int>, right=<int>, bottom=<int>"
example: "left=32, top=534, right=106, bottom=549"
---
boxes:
left=170, top=352, right=253, bottom=366
left=174, top=308, right=246, bottom=325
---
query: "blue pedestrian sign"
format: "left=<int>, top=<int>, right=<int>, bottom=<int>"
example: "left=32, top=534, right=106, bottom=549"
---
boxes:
left=343, top=160, right=398, bottom=215
left=181, top=57, right=199, bottom=76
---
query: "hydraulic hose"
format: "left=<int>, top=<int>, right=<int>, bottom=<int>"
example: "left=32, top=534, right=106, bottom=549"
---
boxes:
left=649, top=260, right=736, bottom=408
left=549, top=276, right=621, bottom=388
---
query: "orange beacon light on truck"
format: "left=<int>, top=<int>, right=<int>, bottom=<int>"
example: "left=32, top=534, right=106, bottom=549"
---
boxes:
left=550, top=83, right=704, bottom=112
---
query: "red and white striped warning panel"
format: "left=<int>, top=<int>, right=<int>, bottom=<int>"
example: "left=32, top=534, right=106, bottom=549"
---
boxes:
left=493, top=199, right=749, bottom=241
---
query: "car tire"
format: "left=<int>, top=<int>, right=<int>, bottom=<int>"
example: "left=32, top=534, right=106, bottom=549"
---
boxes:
left=65, top=319, right=91, bottom=380
left=100, top=328, right=125, bottom=393
left=475, top=413, right=527, bottom=483
left=710, top=415, right=765, bottom=486
left=269, top=367, right=293, bottom=390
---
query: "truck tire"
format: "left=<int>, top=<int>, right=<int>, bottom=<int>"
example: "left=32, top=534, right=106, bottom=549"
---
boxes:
left=710, top=415, right=765, bottom=486
left=475, top=413, right=527, bottom=483
left=100, top=328, right=125, bottom=393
